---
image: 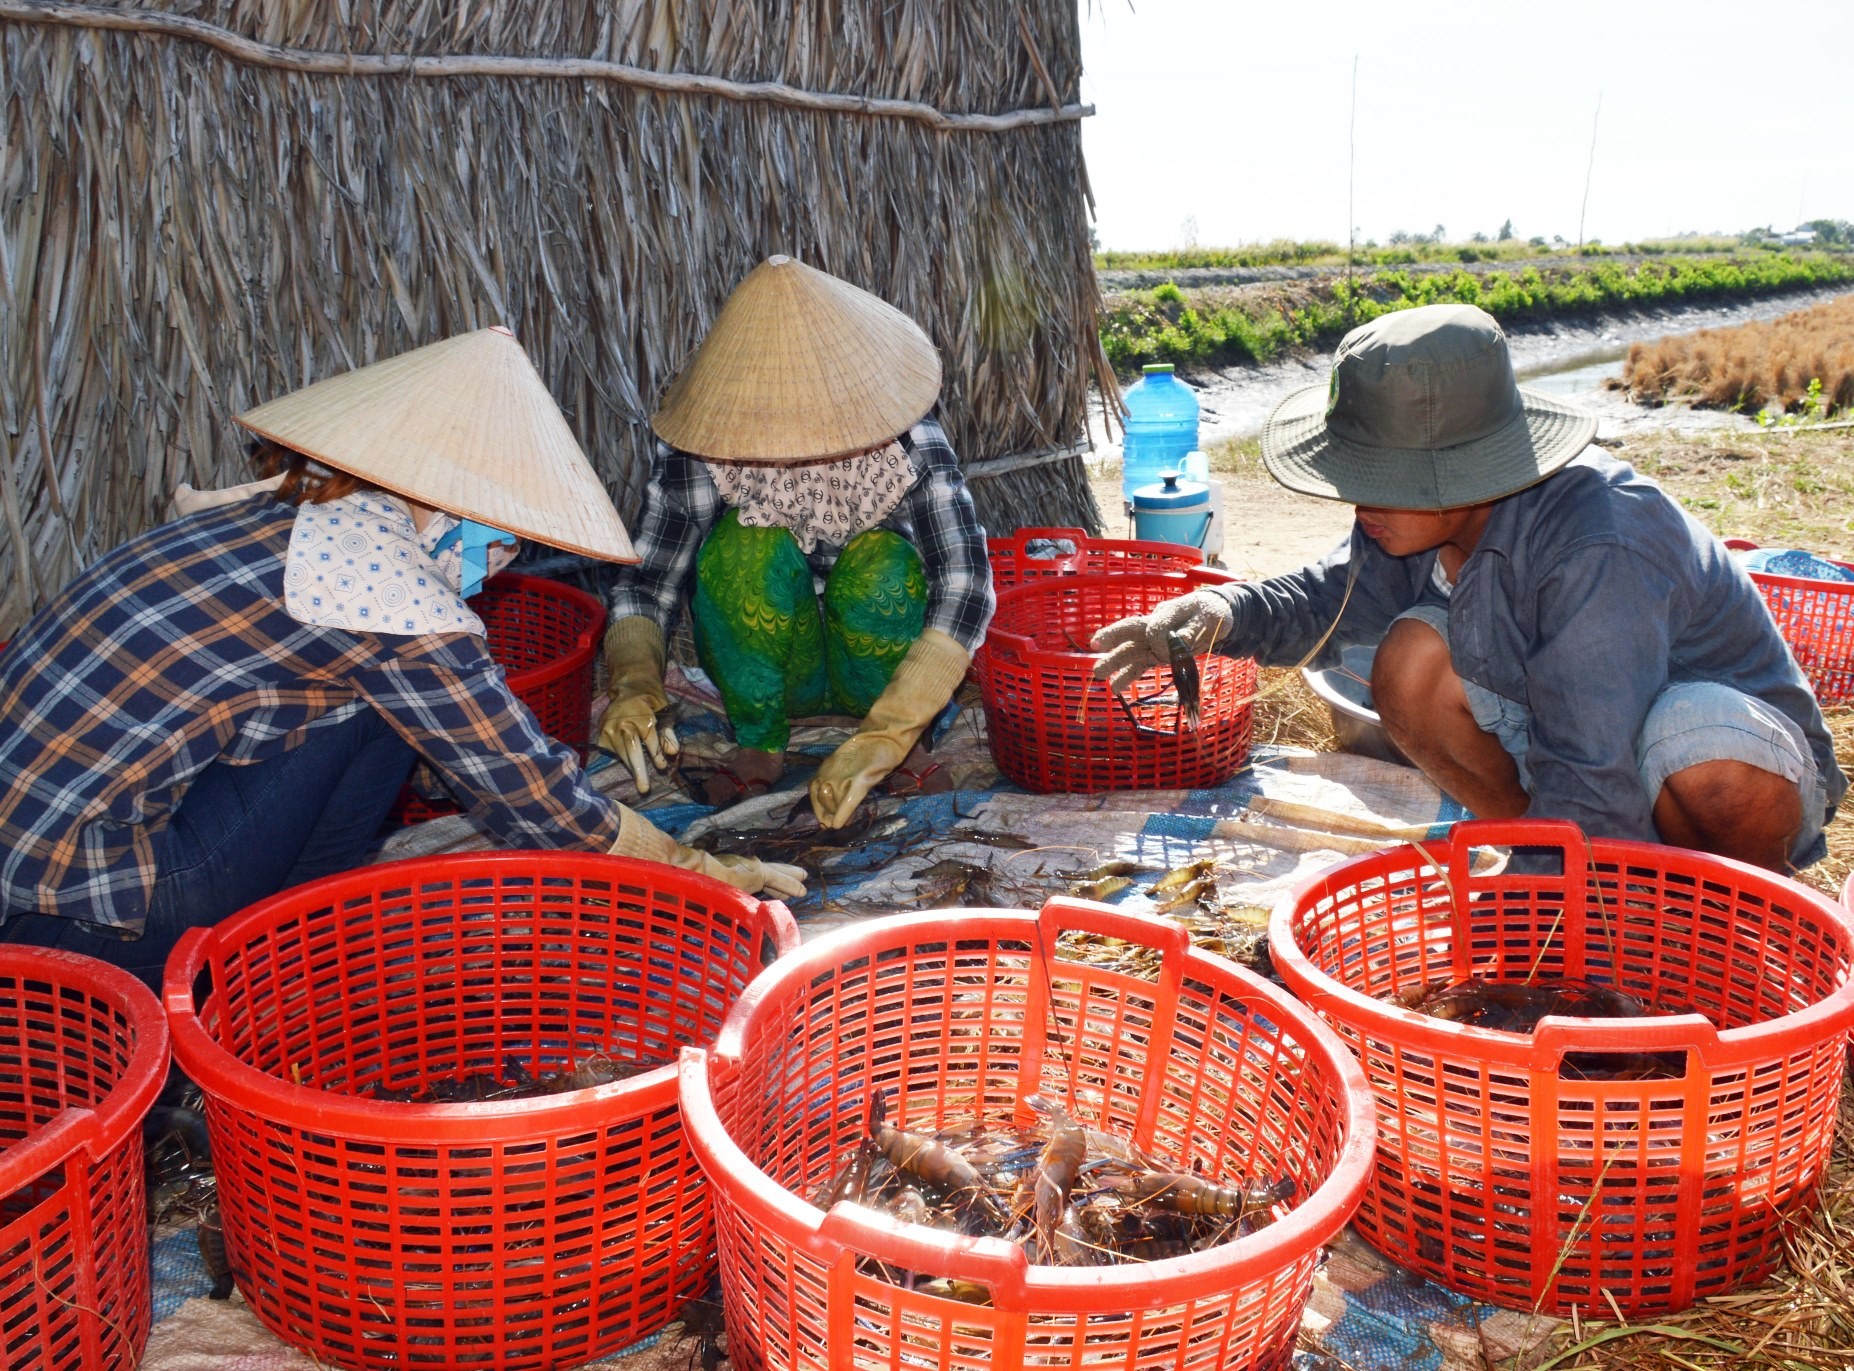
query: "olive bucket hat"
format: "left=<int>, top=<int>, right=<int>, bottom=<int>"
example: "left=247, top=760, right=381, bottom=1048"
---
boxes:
left=1260, top=304, right=1598, bottom=509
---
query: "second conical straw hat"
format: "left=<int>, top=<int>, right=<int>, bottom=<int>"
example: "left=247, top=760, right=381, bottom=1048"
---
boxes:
left=651, top=256, right=943, bottom=462
left=235, top=327, right=636, bottom=563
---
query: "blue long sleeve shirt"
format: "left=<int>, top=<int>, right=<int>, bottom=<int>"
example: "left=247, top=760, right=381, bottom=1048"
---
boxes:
left=1207, top=452, right=1846, bottom=842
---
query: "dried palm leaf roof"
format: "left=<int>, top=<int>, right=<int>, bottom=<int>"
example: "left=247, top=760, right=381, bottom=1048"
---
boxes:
left=0, top=0, right=1108, bottom=635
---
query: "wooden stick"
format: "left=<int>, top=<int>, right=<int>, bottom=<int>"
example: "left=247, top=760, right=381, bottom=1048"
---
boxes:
left=0, top=0, right=1094, bottom=133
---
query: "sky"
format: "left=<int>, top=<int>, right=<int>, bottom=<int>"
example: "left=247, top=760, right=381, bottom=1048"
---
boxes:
left=1077, top=0, right=1852, bottom=251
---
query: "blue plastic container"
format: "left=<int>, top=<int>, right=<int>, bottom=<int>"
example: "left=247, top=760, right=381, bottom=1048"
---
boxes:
left=1131, top=472, right=1212, bottom=550
left=1120, top=364, right=1200, bottom=505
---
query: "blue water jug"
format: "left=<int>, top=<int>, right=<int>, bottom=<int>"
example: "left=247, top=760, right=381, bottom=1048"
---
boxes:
left=1120, top=363, right=1200, bottom=505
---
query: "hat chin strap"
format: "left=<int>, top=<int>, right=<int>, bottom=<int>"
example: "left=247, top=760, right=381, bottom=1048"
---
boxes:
left=430, top=518, right=519, bottom=599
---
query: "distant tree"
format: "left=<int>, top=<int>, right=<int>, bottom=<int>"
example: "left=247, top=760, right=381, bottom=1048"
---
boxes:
left=1528, top=236, right=1548, bottom=248
left=1497, top=218, right=1515, bottom=241
left=1470, top=231, right=1489, bottom=243
left=1803, top=218, right=1851, bottom=245
left=1432, top=223, right=1447, bottom=243
left=1388, top=229, right=1411, bottom=245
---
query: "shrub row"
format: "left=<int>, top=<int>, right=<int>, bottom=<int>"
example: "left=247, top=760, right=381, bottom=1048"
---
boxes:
left=1099, top=255, right=1854, bottom=376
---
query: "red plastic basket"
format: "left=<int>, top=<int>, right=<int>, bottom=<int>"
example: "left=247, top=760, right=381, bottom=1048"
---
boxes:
left=0, top=948, right=168, bottom=1371
left=1724, top=537, right=1854, bottom=704
left=679, top=898, right=1377, bottom=1371
left=391, top=572, right=607, bottom=824
left=1269, top=818, right=1854, bottom=1316
left=988, top=527, right=1205, bottom=592
left=162, top=852, right=799, bottom=1371
left=975, top=569, right=1254, bottom=792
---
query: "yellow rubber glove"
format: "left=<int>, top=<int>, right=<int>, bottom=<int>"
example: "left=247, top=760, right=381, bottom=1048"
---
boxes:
left=810, top=628, right=970, bottom=829
left=595, top=616, right=680, bottom=795
left=609, top=804, right=808, bottom=901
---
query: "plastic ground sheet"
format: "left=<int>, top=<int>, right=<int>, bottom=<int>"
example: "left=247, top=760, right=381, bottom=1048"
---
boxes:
left=140, top=672, right=1571, bottom=1371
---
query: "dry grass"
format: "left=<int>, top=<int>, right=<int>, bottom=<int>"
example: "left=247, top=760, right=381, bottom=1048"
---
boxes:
left=0, top=4, right=1103, bottom=640
left=1619, top=295, right=1854, bottom=418
left=1250, top=665, right=1340, bottom=754
left=1513, top=1071, right=1854, bottom=1371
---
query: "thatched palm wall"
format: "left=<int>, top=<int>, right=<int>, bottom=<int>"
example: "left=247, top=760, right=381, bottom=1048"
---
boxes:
left=0, top=0, right=1106, bottom=637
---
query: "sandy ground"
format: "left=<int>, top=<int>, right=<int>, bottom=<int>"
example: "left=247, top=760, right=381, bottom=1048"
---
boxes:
left=1084, top=459, right=1351, bottom=579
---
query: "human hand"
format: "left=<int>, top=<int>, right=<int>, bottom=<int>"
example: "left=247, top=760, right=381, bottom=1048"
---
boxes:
left=1089, top=590, right=1233, bottom=694
left=703, top=852, right=809, bottom=900
left=810, top=733, right=905, bottom=828
left=595, top=692, right=680, bottom=794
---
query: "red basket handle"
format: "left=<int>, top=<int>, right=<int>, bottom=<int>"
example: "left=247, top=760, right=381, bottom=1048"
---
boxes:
left=758, top=896, right=801, bottom=958
left=1035, top=895, right=1191, bottom=963
left=0, top=1105, right=103, bottom=1193
left=810, top=1205, right=1033, bottom=1308
left=1529, top=1012, right=1724, bottom=1072
left=993, top=527, right=1087, bottom=561
left=1023, top=898, right=1188, bottom=1147
left=1442, top=819, right=1596, bottom=976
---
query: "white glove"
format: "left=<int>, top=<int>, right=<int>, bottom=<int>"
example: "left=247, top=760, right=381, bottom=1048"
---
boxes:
left=1089, top=590, right=1233, bottom=694
left=609, top=804, right=807, bottom=900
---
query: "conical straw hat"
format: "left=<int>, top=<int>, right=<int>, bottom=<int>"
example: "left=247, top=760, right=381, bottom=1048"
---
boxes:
left=650, top=256, right=942, bottom=462
left=235, top=327, right=637, bottom=563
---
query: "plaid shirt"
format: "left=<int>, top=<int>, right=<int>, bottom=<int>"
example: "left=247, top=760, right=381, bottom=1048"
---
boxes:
left=610, top=417, right=996, bottom=651
left=0, top=498, right=619, bottom=933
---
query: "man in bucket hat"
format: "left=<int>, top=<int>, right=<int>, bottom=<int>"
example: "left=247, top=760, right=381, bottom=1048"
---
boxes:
left=0, top=327, right=804, bottom=988
left=1093, top=304, right=1845, bottom=871
left=598, top=256, right=993, bottom=826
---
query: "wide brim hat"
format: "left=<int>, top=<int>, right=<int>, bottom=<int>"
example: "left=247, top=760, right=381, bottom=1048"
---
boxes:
left=1260, top=304, right=1598, bottom=509
left=650, top=255, right=942, bottom=463
left=235, top=327, right=637, bottom=563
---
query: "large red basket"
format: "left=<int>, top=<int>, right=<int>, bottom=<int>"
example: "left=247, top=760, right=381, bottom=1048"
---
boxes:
left=392, top=572, right=607, bottom=824
left=1269, top=818, right=1854, bottom=1316
left=988, top=527, right=1204, bottom=592
left=679, top=898, right=1377, bottom=1371
left=976, top=569, right=1254, bottom=792
left=0, top=948, right=168, bottom=1371
left=162, top=852, right=799, bottom=1370
left=1724, top=538, right=1854, bottom=704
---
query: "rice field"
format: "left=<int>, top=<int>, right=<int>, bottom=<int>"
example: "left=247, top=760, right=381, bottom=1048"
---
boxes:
left=1619, top=294, right=1854, bottom=420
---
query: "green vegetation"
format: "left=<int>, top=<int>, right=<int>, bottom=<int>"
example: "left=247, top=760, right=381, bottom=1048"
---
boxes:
left=1099, top=253, right=1854, bottom=376
left=1095, top=235, right=1766, bottom=274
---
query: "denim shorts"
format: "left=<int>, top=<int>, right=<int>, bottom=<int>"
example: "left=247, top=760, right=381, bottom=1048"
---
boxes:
left=1393, top=603, right=1830, bottom=867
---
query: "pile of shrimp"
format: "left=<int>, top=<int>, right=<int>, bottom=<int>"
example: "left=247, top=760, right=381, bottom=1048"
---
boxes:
left=812, top=1091, right=1295, bottom=1297
left=1382, top=974, right=1690, bottom=1080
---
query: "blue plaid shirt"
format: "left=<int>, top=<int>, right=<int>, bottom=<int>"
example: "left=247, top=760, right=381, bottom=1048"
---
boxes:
left=610, top=417, right=996, bottom=650
left=0, top=498, right=619, bottom=933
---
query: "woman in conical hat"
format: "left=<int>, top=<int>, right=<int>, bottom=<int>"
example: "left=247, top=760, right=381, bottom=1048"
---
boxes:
left=600, top=257, right=995, bottom=825
left=0, top=327, right=803, bottom=989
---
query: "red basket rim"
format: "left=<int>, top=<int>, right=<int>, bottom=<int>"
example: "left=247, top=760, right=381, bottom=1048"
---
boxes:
left=1723, top=537, right=1854, bottom=588
left=162, top=851, right=797, bottom=1142
left=0, top=946, right=170, bottom=1192
left=477, top=572, right=607, bottom=690
left=983, top=567, right=1239, bottom=665
left=677, top=898, right=1377, bottom=1313
left=986, top=527, right=1207, bottom=563
left=1266, top=818, right=1854, bottom=1068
